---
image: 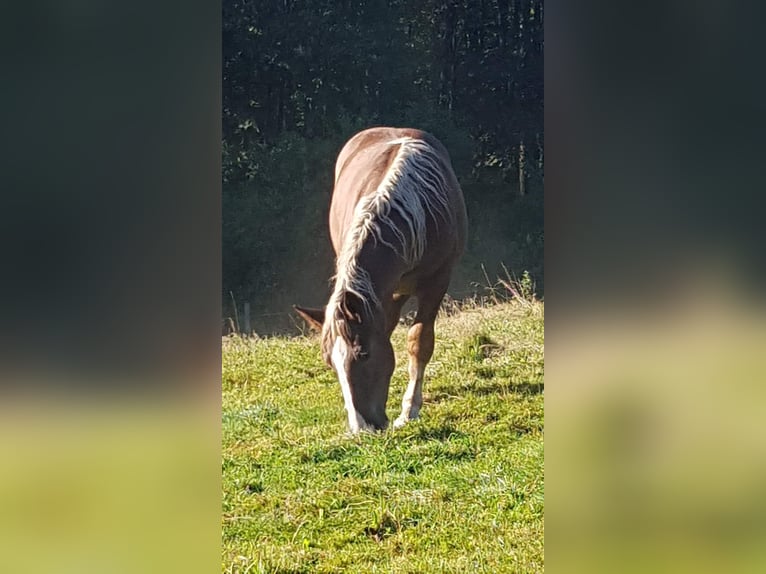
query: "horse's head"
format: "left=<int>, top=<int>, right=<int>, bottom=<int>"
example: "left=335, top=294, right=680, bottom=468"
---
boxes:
left=294, top=292, right=394, bottom=432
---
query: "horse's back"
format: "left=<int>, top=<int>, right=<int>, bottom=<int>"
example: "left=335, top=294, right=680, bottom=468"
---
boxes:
left=334, top=127, right=429, bottom=183
left=330, top=127, right=467, bottom=279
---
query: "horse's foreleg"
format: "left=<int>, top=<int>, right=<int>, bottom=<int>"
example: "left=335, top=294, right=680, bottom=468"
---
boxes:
left=393, top=320, right=435, bottom=428
left=394, top=273, right=448, bottom=428
left=385, top=293, right=410, bottom=336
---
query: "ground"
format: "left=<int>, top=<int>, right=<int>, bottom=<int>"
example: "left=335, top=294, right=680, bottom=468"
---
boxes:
left=222, top=300, right=544, bottom=573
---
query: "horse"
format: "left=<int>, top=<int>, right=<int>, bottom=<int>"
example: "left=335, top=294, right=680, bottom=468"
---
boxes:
left=295, top=127, right=467, bottom=433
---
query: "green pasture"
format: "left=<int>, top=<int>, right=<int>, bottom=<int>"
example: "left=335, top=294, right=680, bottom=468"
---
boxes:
left=222, top=300, right=544, bottom=573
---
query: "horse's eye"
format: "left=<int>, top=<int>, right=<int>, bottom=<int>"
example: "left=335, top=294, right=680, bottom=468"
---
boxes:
left=356, top=347, right=369, bottom=362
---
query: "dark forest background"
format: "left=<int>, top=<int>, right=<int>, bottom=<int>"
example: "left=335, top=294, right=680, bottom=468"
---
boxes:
left=223, top=0, right=543, bottom=333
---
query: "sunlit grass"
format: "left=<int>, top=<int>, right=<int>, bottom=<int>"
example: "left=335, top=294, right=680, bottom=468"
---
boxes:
left=222, top=300, right=544, bottom=573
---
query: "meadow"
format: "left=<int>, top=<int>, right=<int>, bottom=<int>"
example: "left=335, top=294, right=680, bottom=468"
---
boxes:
left=222, top=296, right=544, bottom=573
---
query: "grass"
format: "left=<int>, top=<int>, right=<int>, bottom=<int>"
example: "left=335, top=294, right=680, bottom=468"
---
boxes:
left=222, top=298, right=544, bottom=573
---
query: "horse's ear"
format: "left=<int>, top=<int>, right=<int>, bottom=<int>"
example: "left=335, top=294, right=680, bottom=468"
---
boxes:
left=293, top=305, right=325, bottom=331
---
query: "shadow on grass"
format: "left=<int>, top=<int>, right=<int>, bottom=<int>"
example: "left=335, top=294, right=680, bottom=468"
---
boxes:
left=410, top=424, right=467, bottom=441
left=404, top=424, right=478, bottom=462
left=425, top=381, right=543, bottom=404
left=258, top=566, right=312, bottom=574
left=363, top=511, right=420, bottom=542
left=300, top=444, right=351, bottom=464
left=470, top=380, right=544, bottom=396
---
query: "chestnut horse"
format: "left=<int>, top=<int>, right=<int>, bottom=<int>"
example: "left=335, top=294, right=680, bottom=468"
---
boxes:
left=295, top=127, right=467, bottom=433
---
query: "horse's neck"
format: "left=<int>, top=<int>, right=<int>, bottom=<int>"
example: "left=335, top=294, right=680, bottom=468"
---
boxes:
left=352, top=242, right=409, bottom=305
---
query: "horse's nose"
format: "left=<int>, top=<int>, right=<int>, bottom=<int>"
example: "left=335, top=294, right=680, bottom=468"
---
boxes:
left=371, top=409, right=389, bottom=431
left=358, top=404, right=388, bottom=431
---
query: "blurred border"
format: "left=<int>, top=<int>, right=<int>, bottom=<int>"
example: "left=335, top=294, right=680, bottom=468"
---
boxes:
left=0, top=1, right=221, bottom=572
left=547, top=0, right=766, bottom=571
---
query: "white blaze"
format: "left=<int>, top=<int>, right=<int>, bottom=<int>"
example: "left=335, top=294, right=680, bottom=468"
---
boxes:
left=331, top=338, right=371, bottom=433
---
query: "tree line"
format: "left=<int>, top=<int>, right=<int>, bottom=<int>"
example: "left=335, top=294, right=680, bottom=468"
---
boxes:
left=223, top=0, right=543, bottom=331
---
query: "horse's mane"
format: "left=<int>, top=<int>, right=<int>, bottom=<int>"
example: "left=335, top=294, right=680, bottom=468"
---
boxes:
left=323, top=136, right=454, bottom=348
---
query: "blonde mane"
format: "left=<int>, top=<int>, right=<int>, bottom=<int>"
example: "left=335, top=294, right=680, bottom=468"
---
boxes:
left=323, top=137, right=453, bottom=340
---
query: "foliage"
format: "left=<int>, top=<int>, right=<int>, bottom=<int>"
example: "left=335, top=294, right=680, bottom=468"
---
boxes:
left=222, top=300, right=544, bottom=572
left=222, top=0, right=544, bottom=328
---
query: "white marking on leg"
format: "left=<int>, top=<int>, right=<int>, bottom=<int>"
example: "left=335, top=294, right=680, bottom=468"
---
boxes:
left=331, top=338, right=371, bottom=433
left=394, top=363, right=425, bottom=428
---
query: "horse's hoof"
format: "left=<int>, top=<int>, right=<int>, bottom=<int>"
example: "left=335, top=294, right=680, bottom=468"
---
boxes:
left=393, top=415, right=414, bottom=429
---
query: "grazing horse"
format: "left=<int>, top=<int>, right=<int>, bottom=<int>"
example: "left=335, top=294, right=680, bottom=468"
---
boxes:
left=295, top=127, right=467, bottom=433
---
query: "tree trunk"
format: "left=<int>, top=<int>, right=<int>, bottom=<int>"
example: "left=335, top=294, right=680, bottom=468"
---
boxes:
left=518, top=141, right=526, bottom=196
